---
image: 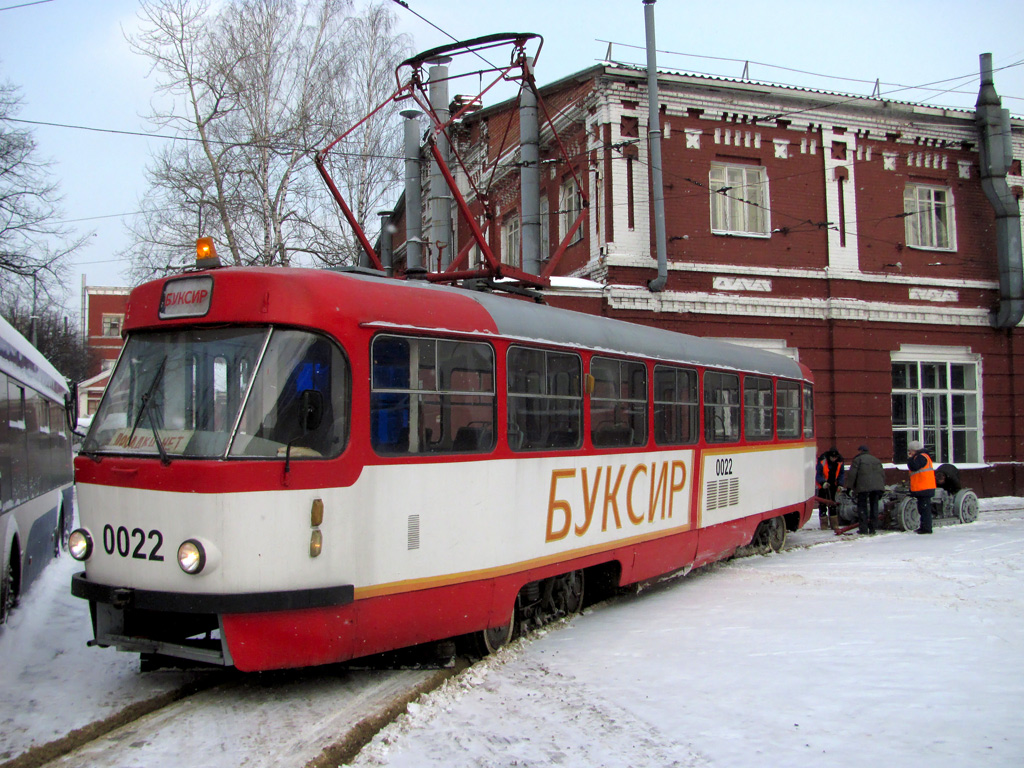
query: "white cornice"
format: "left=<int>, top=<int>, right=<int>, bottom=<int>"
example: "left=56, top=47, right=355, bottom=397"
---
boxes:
left=601, top=253, right=999, bottom=291
left=605, top=287, right=991, bottom=326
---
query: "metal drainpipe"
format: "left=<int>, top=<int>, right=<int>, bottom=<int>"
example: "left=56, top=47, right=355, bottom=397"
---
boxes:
left=378, top=210, right=394, bottom=277
left=401, top=109, right=424, bottom=275
left=644, top=0, right=668, bottom=292
left=429, top=58, right=453, bottom=271
left=521, top=56, right=541, bottom=276
left=975, top=53, right=1023, bottom=328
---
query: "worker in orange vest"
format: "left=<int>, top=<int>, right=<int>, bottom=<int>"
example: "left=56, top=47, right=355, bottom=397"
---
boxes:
left=906, top=440, right=936, bottom=534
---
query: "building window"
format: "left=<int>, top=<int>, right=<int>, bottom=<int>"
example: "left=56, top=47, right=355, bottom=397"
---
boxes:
left=903, top=184, right=955, bottom=251
left=559, top=178, right=583, bottom=245
left=709, top=163, right=769, bottom=237
left=891, top=349, right=980, bottom=463
left=101, top=314, right=124, bottom=337
left=502, top=214, right=520, bottom=269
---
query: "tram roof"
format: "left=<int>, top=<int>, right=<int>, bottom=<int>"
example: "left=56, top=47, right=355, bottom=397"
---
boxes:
left=346, top=273, right=807, bottom=381
left=0, top=314, right=69, bottom=401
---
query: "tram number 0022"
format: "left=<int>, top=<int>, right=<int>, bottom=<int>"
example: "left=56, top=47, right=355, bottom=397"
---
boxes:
left=715, top=458, right=734, bottom=476
left=102, top=524, right=165, bottom=561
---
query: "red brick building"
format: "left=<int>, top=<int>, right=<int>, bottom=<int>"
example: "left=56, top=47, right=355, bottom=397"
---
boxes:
left=78, top=281, right=130, bottom=417
left=387, top=61, right=1023, bottom=494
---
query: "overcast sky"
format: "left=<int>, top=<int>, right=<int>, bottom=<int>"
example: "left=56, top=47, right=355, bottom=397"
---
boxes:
left=1, top=0, right=1022, bottom=318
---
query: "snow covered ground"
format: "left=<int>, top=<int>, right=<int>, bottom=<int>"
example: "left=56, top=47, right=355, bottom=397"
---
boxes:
left=351, top=499, right=1024, bottom=768
left=1, top=499, right=1022, bottom=767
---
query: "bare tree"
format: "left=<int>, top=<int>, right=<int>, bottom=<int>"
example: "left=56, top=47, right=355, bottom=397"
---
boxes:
left=0, top=79, right=89, bottom=305
left=124, top=0, right=410, bottom=281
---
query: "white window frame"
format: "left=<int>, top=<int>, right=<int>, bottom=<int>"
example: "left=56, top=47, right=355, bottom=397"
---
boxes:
left=559, top=178, right=583, bottom=245
left=101, top=313, right=124, bottom=337
left=709, top=163, right=770, bottom=237
left=502, top=214, right=520, bottom=269
left=903, top=184, right=956, bottom=251
left=891, top=345, right=981, bottom=464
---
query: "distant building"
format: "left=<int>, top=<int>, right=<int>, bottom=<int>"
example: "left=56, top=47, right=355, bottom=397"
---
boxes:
left=383, top=56, right=1024, bottom=495
left=79, top=279, right=130, bottom=417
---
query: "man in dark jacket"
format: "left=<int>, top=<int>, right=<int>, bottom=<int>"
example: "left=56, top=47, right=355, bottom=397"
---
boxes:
left=845, top=444, right=886, bottom=534
left=816, top=447, right=845, bottom=530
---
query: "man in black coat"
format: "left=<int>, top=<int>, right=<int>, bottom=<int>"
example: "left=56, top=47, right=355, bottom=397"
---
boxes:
left=845, top=444, right=886, bottom=534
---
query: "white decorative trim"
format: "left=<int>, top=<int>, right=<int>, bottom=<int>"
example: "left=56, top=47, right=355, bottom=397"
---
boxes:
left=883, top=152, right=897, bottom=171
left=685, top=128, right=702, bottom=149
left=773, top=139, right=789, bottom=159
left=605, top=287, right=991, bottom=327
left=909, top=287, right=959, bottom=302
left=958, top=160, right=972, bottom=179
left=713, top=276, right=772, bottom=292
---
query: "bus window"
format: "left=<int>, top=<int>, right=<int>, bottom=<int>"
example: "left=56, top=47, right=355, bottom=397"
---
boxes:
left=507, top=347, right=581, bottom=451
left=653, top=365, right=698, bottom=446
left=744, top=376, right=773, bottom=442
left=776, top=380, right=801, bottom=438
left=590, top=357, right=647, bottom=448
left=704, top=371, right=740, bottom=443
left=370, top=335, right=495, bottom=455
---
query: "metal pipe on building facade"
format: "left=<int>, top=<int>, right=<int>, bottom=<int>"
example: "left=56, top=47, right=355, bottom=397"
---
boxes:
left=975, top=53, right=1024, bottom=328
left=643, top=0, right=668, bottom=292
left=402, top=109, right=424, bottom=274
left=520, top=57, right=541, bottom=276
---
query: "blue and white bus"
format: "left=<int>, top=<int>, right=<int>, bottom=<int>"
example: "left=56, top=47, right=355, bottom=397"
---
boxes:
left=0, top=314, right=75, bottom=623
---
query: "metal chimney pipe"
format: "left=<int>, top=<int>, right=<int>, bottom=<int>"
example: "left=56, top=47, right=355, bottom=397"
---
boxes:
left=378, top=210, right=395, bottom=277
left=644, top=0, right=668, bottom=292
left=428, top=58, right=453, bottom=270
left=520, top=56, right=542, bottom=275
left=402, top=109, right=424, bottom=275
left=975, top=53, right=1023, bottom=328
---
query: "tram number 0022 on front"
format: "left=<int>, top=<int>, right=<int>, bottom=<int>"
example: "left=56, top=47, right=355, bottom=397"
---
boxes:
left=715, top=458, right=734, bottom=476
left=102, top=524, right=165, bottom=561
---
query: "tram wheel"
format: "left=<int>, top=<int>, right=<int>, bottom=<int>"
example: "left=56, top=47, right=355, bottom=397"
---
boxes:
left=954, top=490, right=979, bottom=524
left=553, top=570, right=585, bottom=615
left=766, top=516, right=787, bottom=553
left=474, top=604, right=516, bottom=656
left=895, top=497, right=920, bottom=532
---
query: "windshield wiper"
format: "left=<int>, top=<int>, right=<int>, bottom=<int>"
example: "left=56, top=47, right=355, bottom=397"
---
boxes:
left=127, top=357, right=171, bottom=466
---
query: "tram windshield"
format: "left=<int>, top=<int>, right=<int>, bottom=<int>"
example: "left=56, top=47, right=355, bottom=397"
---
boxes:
left=82, top=327, right=348, bottom=460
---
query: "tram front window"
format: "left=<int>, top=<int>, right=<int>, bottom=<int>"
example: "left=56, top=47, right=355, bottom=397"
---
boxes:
left=83, top=327, right=348, bottom=460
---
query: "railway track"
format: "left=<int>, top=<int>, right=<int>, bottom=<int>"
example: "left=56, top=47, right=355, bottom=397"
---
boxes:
left=1, top=660, right=463, bottom=768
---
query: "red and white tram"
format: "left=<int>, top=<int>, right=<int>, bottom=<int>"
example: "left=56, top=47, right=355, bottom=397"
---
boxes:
left=70, top=264, right=815, bottom=671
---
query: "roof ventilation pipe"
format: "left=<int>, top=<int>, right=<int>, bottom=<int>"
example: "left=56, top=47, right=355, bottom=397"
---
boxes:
left=975, top=53, right=1023, bottom=328
left=402, top=109, right=425, bottom=276
left=520, top=56, right=542, bottom=276
left=644, top=0, right=668, bottom=292
left=429, top=58, right=454, bottom=271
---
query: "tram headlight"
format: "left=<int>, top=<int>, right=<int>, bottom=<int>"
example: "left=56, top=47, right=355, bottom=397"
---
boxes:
left=68, top=529, right=93, bottom=561
left=177, top=539, right=207, bottom=574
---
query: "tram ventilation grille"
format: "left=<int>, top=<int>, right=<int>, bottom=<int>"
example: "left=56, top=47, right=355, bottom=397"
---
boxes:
left=706, top=476, right=740, bottom=511
left=408, top=514, right=421, bottom=550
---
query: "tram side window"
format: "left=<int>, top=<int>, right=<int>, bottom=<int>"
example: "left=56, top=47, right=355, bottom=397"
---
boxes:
left=803, top=384, right=815, bottom=438
left=370, top=335, right=495, bottom=455
left=507, top=347, right=582, bottom=451
left=704, top=371, right=740, bottom=443
left=744, top=376, right=774, bottom=442
left=653, top=365, right=698, bottom=446
left=590, top=357, right=647, bottom=448
left=776, top=380, right=801, bottom=438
